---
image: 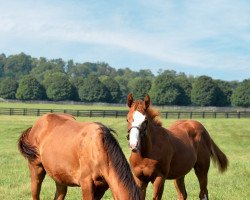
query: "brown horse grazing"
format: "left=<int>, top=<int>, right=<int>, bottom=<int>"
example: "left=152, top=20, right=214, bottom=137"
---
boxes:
left=18, top=113, right=141, bottom=200
left=126, top=94, right=228, bottom=200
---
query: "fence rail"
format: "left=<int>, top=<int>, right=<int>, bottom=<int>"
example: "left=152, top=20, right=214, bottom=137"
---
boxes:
left=0, top=107, right=249, bottom=118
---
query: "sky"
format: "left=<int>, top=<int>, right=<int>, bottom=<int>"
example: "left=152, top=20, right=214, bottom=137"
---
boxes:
left=0, top=0, right=250, bottom=81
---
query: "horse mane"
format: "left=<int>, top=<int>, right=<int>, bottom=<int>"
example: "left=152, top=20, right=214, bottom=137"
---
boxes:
left=96, top=123, right=141, bottom=200
left=146, top=106, right=162, bottom=126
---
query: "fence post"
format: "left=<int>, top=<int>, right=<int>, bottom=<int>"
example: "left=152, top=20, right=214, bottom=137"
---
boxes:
left=23, top=108, right=27, bottom=116
left=214, top=112, right=217, bottom=118
left=165, top=112, right=168, bottom=119
left=90, top=110, right=92, bottom=117
left=238, top=112, right=240, bottom=118
left=37, top=109, right=40, bottom=116
left=177, top=112, right=180, bottom=119
left=202, top=112, right=205, bottom=118
left=115, top=111, right=118, bottom=118
left=190, top=112, right=192, bottom=119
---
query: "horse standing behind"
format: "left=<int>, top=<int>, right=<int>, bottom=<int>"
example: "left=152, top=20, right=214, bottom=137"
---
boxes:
left=18, top=113, right=141, bottom=200
left=126, top=93, right=228, bottom=200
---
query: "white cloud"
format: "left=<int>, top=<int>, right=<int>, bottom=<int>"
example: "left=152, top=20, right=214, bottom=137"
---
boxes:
left=0, top=0, right=249, bottom=80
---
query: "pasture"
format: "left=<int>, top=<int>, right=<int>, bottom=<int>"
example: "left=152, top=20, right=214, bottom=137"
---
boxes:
left=0, top=114, right=249, bottom=199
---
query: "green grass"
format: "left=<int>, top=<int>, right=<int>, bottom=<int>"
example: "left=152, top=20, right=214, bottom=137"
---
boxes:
left=0, top=115, right=249, bottom=199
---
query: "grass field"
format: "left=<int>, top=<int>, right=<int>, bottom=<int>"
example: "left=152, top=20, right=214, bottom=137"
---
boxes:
left=0, top=114, right=249, bottom=199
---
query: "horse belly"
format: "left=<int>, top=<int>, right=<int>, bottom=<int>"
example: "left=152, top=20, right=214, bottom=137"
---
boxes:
left=167, top=151, right=197, bottom=179
left=41, top=146, right=81, bottom=186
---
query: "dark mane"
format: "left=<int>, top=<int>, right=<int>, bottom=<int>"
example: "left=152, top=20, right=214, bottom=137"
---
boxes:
left=96, top=123, right=141, bottom=200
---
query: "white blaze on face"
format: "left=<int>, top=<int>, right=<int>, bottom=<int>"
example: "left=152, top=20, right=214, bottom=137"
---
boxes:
left=129, top=111, right=146, bottom=150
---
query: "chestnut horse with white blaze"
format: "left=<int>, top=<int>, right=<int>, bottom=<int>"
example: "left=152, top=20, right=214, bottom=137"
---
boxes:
left=126, top=94, right=228, bottom=200
left=18, top=113, right=141, bottom=200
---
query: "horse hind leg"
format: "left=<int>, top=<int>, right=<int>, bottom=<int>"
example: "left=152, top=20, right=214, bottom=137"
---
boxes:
left=54, top=182, right=67, bottom=200
left=28, top=163, right=46, bottom=200
left=194, top=163, right=209, bottom=200
left=174, top=176, right=187, bottom=200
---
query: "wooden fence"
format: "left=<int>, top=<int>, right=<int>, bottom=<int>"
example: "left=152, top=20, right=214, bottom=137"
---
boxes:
left=0, top=108, right=249, bottom=118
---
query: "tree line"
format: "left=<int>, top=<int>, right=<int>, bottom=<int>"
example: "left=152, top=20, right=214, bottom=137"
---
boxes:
left=0, top=52, right=249, bottom=107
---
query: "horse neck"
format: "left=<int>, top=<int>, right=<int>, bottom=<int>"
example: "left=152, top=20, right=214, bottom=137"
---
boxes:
left=135, top=120, right=155, bottom=158
left=104, top=166, right=140, bottom=200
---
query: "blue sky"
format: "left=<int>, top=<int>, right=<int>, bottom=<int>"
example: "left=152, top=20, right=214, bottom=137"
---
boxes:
left=0, top=0, right=250, bottom=81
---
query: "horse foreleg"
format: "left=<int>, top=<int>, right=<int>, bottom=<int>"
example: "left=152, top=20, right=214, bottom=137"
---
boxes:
left=152, top=176, right=165, bottom=200
left=80, top=178, right=94, bottom=200
left=54, top=182, right=67, bottom=200
left=133, top=175, right=148, bottom=199
left=174, top=176, right=187, bottom=200
left=28, top=163, right=46, bottom=200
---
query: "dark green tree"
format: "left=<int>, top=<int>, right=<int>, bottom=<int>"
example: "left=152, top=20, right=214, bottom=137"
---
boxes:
left=4, top=53, right=33, bottom=79
left=78, top=75, right=110, bottom=102
left=231, top=79, right=250, bottom=107
left=176, top=75, right=192, bottom=105
left=0, top=53, right=6, bottom=78
left=191, top=76, right=217, bottom=106
left=44, top=72, right=74, bottom=101
left=0, top=77, right=18, bottom=99
left=16, top=75, right=45, bottom=100
left=115, top=76, right=129, bottom=103
left=150, top=73, right=181, bottom=105
left=101, top=77, right=122, bottom=103
left=131, top=78, right=152, bottom=100
left=215, top=80, right=233, bottom=106
left=31, top=57, right=65, bottom=83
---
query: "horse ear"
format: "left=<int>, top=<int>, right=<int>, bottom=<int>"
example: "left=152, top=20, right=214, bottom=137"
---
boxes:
left=127, top=93, right=134, bottom=108
left=144, top=94, right=150, bottom=110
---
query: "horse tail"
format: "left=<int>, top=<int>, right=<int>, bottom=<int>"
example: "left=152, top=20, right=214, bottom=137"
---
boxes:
left=18, top=127, right=38, bottom=161
left=210, top=138, right=228, bottom=173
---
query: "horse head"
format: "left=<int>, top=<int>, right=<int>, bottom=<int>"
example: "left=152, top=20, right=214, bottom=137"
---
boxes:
left=126, top=93, right=150, bottom=152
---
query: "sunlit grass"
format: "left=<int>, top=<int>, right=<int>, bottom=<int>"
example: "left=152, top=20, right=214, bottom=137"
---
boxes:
left=0, top=115, right=249, bottom=199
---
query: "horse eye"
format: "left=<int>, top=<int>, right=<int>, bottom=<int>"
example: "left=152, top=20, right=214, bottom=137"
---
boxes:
left=126, top=119, right=129, bottom=122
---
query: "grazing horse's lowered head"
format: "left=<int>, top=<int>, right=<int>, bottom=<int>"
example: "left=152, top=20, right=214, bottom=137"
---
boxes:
left=18, top=113, right=142, bottom=200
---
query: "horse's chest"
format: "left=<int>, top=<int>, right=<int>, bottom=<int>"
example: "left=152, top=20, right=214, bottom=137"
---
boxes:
left=133, top=159, right=158, bottom=179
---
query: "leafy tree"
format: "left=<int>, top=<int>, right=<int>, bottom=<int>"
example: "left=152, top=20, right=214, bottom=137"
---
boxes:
left=137, top=69, right=154, bottom=79
left=78, top=75, right=110, bottom=102
left=231, top=79, right=250, bottom=107
left=0, top=53, right=6, bottom=78
left=101, top=77, right=122, bottom=103
left=191, top=76, right=217, bottom=106
left=176, top=75, right=192, bottom=105
left=115, top=76, right=129, bottom=103
left=44, top=72, right=74, bottom=101
left=0, top=77, right=18, bottom=99
left=215, top=80, right=233, bottom=106
left=131, top=78, right=152, bottom=99
left=150, top=73, right=181, bottom=105
left=16, top=75, right=45, bottom=100
left=4, top=53, right=33, bottom=79
left=69, top=77, right=86, bottom=101
left=31, top=57, right=65, bottom=83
